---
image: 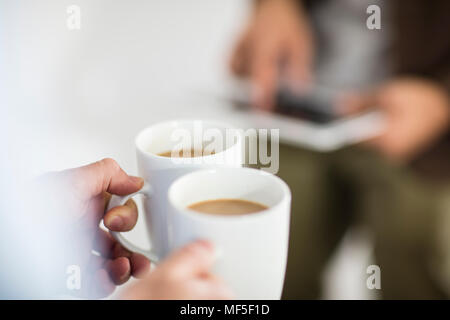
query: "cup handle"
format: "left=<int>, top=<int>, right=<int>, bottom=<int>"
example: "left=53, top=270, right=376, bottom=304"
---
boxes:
left=105, top=181, right=159, bottom=263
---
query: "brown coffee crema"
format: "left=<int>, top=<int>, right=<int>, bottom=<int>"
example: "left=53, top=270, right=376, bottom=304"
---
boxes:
left=187, top=199, right=268, bottom=216
left=157, top=149, right=215, bottom=158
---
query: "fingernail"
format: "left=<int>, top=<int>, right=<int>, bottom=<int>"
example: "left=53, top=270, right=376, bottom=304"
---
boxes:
left=129, top=176, right=144, bottom=186
left=109, top=216, right=123, bottom=230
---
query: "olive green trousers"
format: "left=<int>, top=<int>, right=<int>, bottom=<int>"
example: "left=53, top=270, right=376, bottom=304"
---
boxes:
left=275, top=144, right=449, bottom=299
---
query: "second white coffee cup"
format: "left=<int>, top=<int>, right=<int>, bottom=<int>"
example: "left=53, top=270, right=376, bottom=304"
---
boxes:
left=168, top=167, right=291, bottom=299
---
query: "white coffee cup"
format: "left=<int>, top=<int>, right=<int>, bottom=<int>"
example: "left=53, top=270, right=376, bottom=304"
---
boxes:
left=168, top=167, right=291, bottom=299
left=107, top=119, right=243, bottom=262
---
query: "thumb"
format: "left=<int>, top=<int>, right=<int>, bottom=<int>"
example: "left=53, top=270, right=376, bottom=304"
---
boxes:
left=335, top=91, right=378, bottom=116
left=158, top=240, right=216, bottom=279
left=70, top=158, right=144, bottom=198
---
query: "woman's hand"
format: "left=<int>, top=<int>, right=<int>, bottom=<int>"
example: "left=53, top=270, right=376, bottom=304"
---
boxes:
left=121, top=240, right=234, bottom=300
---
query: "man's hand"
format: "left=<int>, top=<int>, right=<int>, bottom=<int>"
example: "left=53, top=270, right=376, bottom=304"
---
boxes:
left=339, top=78, right=450, bottom=161
left=230, top=0, right=314, bottom=110
left=43, top=158, right=150, bottom=298
left=121, top=240, right=234, bottom=300
left=43, top=159, right=232, bottom=300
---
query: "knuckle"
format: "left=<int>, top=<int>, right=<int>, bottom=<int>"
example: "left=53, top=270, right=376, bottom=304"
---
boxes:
left=100, top=158, right=120, bottom=171
left=181, top=243, right=203, bottom=258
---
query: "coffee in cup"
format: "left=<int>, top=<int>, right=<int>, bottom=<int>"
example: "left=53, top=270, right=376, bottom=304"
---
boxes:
left=157, top=148, right=215, bottom=158
left=168, top=167, right=291, bottom=299
left=188, top=199, right=267, bottom=216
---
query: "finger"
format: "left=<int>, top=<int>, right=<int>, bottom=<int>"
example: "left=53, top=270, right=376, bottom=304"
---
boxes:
left=249, top=37, right=279, bottom=110
left=105, top=257, right=131, bottom=285
left=159, top=240, right=215, bottom=279
left=104, top=198, right=138, bottom=231
left=94, top=228, right=150, bottom=279
left=110, top=240, right=150, bottom=278
left=230, top=30, right=251, bottom=76
left=71, top=158, right=144, bottom=198
left=111, top=240, right=132, bottom=259
left=335, top=92, right=377, bottom=115
left=250, top=63, right=278, bottom=110
left=94, top=228, right=143, bottom=259
left=129, top=252, right=151, bottom=279
left=103, top=192, right=112, bottom=209
left=285, top=39, right=314, bottom=92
